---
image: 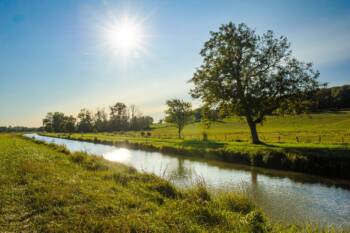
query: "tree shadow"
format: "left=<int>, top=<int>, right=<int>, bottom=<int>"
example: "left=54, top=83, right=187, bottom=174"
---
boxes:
left=257, top=141, right=279, bottom=148
left=309, top=109, right=349, bottom=114
left=256, top=141, right=350, bottom=157
left=179, top=139, right=226, bottom=149
left=282, top=146, right=350, bottom=157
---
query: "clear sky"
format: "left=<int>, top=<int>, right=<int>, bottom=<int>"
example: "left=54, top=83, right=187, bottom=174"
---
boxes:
left=1, top=0, right=350, bottom=127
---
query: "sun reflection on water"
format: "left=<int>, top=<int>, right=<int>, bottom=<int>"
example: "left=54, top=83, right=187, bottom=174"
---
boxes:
left=103, top=148, right=131, bottom=163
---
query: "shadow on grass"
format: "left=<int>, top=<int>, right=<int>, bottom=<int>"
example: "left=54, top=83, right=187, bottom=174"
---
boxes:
left=179, top=139, right=226, bottom=149
left=262, top=142, right=350, bottom=158
left=282, top=147, right=350, bottom=158
left=256, top=142, right=279, bottom=148
left=310, top=109, right=350, bottom=114
left=240, top=141, right=350, bottom=158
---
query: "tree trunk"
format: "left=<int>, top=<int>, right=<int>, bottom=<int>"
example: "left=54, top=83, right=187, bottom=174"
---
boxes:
left=246, top=118, right=261, bottom=144
left=178, top=128, right=181, bottom=139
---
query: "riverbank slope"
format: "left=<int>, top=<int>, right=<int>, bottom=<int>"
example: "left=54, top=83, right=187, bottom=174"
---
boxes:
left=0, top=133, right=322, bottom=232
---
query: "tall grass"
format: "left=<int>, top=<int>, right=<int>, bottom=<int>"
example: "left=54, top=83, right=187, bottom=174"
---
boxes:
left=0, top=133, right=344, bottom=232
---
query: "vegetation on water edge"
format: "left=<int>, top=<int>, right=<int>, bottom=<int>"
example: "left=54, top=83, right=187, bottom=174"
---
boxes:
left=0, top=134, right=342, bottom=232
left=41, top=131, right=350, bottom=180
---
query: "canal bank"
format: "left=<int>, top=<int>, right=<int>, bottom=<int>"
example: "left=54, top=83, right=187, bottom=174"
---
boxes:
left=28, top=133, right=350, bottom=229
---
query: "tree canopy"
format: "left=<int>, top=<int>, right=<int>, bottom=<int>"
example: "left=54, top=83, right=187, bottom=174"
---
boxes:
left=190, top=22, right=321, bottom=144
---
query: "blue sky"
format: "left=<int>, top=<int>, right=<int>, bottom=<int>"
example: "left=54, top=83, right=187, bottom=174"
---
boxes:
left=1, top=0, right=350, bottom=127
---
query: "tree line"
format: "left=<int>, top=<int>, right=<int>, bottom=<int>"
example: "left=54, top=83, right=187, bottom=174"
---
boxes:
left=312, top=85, right=350, bottom=110
left=0, top=126, right=39, bottom=132
left=42, top=102, right=153, bottom=133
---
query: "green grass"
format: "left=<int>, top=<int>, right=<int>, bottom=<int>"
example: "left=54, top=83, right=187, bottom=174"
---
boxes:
left=116, top=111, right=350, bottom=144
left=0, top=134, right=342, bottom=232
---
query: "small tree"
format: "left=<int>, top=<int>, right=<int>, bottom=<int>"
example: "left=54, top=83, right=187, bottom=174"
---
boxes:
left=77, top=109, right=94, bottom=133
left=165, top=99, right=192, bottom=139
left=190, top=22, right=321, bottom=144
left=65, top=115, right=76, bottom=133
left=94, top=108, right=108, bottom=132
left=42, top=113, right=54, bottom=132
left=109, top=102, right=128, bottom=131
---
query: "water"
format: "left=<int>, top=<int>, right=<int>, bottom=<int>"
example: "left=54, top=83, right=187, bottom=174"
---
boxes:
left=26, top=134, right=350, bottom=229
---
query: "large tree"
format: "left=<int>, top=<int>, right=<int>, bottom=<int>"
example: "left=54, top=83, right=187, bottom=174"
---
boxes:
left=190, top=22, right=320, bottom=144
left=165, top=99, right=192, bottom=138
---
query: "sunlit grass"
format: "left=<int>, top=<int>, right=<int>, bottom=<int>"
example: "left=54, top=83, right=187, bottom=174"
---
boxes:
left=0, top=134, right=342, bottom=232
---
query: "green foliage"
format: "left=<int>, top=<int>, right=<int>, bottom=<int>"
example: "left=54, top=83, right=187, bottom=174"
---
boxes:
left=315, top=85, right=350, bottom=110
left=42, top=102, right=154, bottom=134
left=165, top=99, right=193, bottom=138
left=42, top=112, right=76, bottom=133
left=109, top=102, right=129, bottom=131
left=77, top=108, right=94, bottom=132
left=190, top=22, right=321, bottom=144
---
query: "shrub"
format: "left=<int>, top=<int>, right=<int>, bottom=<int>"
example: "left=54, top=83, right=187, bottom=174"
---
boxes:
left=244, top=210, right=269, bottom=233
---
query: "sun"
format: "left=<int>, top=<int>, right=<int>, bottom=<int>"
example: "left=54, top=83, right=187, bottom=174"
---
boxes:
left=103, top=15, right=146, bottom=57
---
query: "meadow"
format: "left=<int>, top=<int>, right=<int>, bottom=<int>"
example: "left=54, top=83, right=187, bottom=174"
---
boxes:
left=0, top=133, right=343, bottom=232
left=152, top=111, right=350, bottom=144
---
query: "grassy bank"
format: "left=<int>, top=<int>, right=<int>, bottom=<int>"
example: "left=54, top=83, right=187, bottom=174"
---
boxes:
left=41, top=132, right=350, bottom=180
left=0, top=133, right=341, bottom=232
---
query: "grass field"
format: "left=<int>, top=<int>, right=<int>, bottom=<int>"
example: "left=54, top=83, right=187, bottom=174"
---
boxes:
left=0, top=133, right=343, bottom=232
left=148, top=111, right=350, bottom=144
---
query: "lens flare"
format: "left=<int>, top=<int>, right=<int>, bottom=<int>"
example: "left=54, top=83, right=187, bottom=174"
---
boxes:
left=102, top=15, right=147, bottom=58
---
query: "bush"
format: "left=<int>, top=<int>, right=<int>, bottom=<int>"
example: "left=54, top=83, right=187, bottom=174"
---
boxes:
left=244, top=210, right=269, bottom=233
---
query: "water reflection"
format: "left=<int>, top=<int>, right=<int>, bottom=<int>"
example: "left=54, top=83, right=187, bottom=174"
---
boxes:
left=103, top=148, right=131, bottom=163
left=26, top=134, right=350, bottom=229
